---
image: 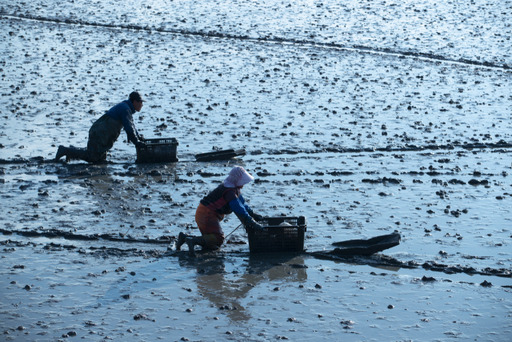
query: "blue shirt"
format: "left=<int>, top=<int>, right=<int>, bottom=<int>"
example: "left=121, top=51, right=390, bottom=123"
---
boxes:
left=105, top=100, right=140, bottom=144
left=228, top=194, right=253, bottom=221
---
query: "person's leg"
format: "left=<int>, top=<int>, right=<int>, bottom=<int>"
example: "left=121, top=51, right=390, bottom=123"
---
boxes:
left=195, top=204, right=224, bottom=246
left=185, top=236, right=206, bottom=256
left=182, top=233, right=223, bottom=254
left=55, top=146, right=89, bottom=162
left=86, top=114, right=121, bottom=163
left=201, top=233, right=224, bottom=249
left=176, top=232, right=189, bottom=250
left=55, top=146, right=67, bottom=161
left=176, top=204, right=224, bottom=255
left=84, top=146, right=107, bottom=163
left=86, top=133, right=111, bottom=163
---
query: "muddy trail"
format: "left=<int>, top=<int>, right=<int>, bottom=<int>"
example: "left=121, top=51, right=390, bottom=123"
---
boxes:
left=1, top=0, right=512, bottom=341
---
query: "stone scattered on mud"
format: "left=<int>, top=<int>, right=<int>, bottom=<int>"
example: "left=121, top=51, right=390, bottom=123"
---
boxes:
left=62, top=331, right=77, bottom=338
left=133, top=313, right=154, bottom=321
left=480, top=280, right=492, bottom=287
left=0, top=1, right=511, bottom=341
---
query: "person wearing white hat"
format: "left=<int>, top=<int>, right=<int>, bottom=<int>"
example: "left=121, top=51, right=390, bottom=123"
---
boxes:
left=177, top=166, right=264, bottom=254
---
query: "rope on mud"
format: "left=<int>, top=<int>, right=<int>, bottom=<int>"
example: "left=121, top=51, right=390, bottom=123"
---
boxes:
left=1, top=13, right=511, bottom=71
left=225, top=223, right=243, bottom=241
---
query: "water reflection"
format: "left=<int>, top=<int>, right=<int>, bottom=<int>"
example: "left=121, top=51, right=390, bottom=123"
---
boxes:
left=178, top=252, right=307, bottom=322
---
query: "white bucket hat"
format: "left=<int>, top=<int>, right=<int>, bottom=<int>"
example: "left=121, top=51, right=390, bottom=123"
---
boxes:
left=223, top=166, right=254, bottom=188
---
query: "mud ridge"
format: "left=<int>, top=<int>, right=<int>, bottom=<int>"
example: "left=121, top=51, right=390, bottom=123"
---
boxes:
left=266, top=140, right=512, bottom=156
left=0, top=228, right=173, bottom=245
left=1, top=13, right=510, bottom=71
left=308, top=252, right=512, bottom=279
left=0, top=141, right=510, bottom=166
left=1, top=232, right=510, bottom=279
left=1, top=239, right=164, bottom=258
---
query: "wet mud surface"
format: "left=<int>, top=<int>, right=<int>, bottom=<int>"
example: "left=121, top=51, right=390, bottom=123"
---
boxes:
left=1, top=0, right=512, bottom=341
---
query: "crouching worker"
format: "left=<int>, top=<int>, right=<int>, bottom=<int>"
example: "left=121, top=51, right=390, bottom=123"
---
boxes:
left=55, top=91, right=146, bottom=163
left=177, top=166, right=264, bottom=255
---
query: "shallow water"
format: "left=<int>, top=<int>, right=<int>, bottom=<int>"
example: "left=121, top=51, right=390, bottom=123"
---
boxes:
left=2, top=238, right=511, bottom=341
left=1, top=0, right=511, bottom=341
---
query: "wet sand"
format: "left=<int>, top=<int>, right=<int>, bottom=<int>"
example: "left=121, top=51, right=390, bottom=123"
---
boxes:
left=1, top=1, right=511, bottom=341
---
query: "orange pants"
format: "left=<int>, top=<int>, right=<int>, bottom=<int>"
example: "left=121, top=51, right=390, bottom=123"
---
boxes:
left=195, top=203, right=225, bottom=249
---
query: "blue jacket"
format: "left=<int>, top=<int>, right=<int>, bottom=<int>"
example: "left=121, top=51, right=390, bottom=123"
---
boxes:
left=105, top=100, right=140, bottom=144
left=229, top=194, right=254, bottom=222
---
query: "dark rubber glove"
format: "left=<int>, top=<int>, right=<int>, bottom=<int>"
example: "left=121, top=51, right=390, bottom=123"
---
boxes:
left=245, top=218, right=264, bottom=231
left=250, top=213, right=264, bottom=222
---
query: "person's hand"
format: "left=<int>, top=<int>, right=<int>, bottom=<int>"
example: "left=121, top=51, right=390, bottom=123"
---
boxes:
left=251, top=213, right=264, bottom=222
left=246, top=219, right=264, bottom=231
left=135, top=141, right=146, bottom=149
left=253, top=222, right=264, bottom=230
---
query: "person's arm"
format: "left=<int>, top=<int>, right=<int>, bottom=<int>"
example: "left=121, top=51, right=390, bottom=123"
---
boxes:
left=238, top=195, right=263, bottom=221
left=121, top=111, right=140, bottom=145
left=229, top=197, right=263, bottom=230
left=228, top=197, right=251, bottom=222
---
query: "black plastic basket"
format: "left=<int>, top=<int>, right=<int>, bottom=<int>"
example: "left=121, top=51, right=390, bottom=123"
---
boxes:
left=136, top=138, right=178, bottom=163
left=247, top=216, right=306, bottom=253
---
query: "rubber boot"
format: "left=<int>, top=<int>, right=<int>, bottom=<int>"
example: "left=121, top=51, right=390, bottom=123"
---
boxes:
left=176, top=232, right=188, bottom=251
left=64, top=147, right=90, bottom=162
left=55, top=145, right=68, bottom=161
left=186, top=236, right=206, bottom=256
